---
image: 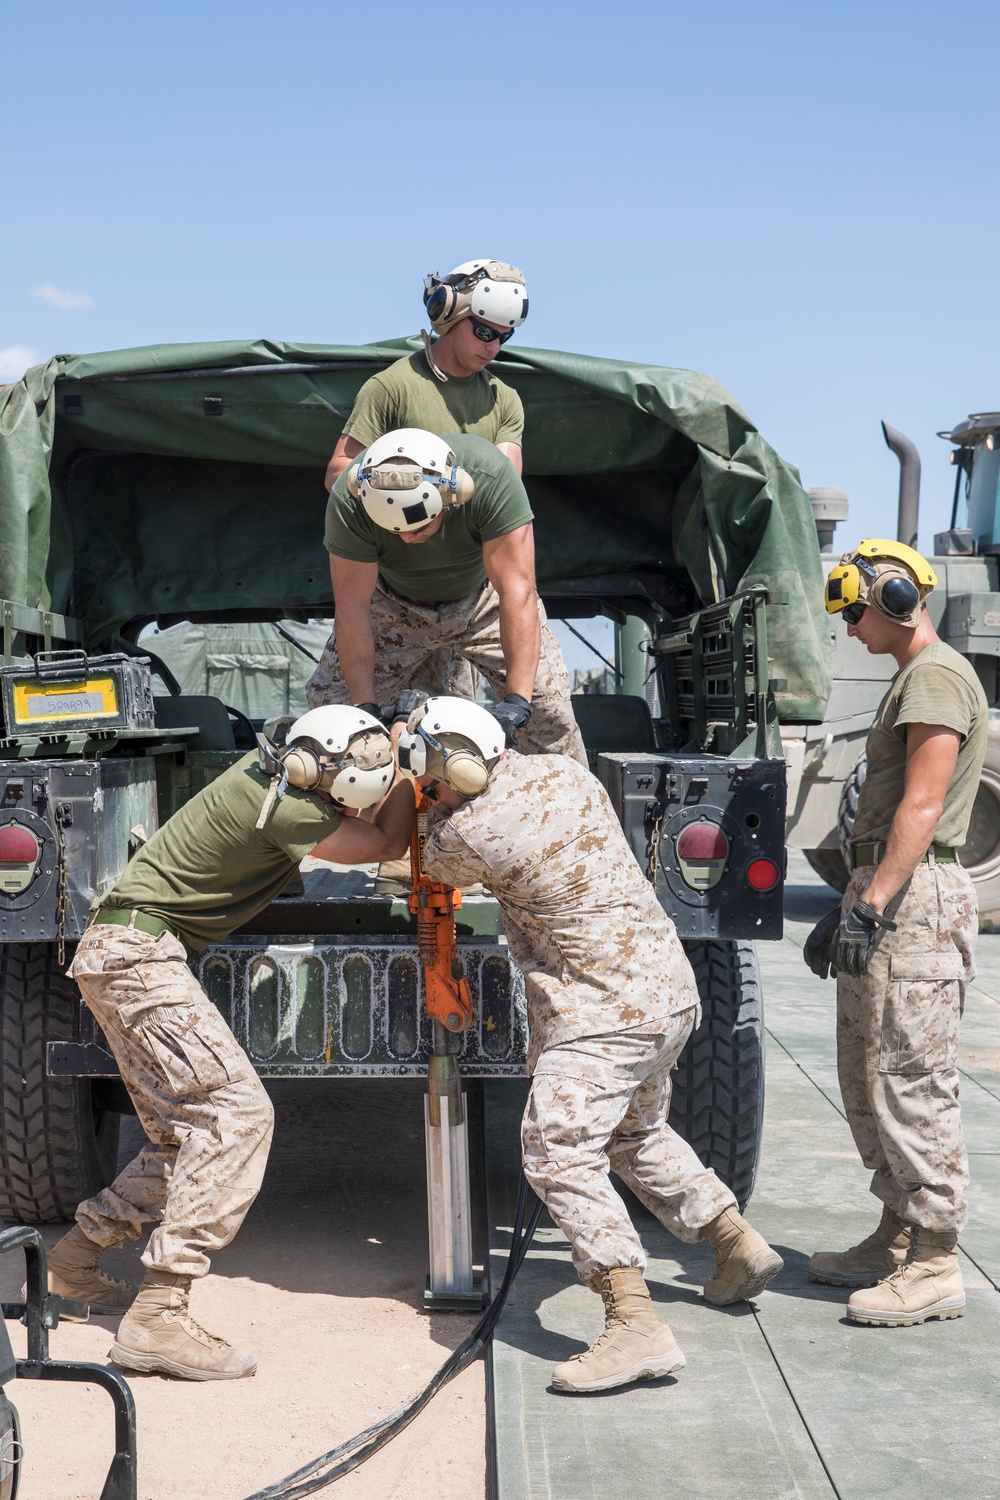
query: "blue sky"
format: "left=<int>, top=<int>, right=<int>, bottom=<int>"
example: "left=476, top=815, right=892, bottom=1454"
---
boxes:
left=3, top=0, right=997, bottom=565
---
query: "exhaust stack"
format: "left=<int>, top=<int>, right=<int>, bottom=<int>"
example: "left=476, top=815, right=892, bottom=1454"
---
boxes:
left=807, top=487, right=849, bottom=552
left=881, top=421, right=921, bottom=550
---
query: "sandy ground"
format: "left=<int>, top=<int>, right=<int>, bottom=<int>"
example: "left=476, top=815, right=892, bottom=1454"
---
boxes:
left=0, top=1081, right=487, bottom=1500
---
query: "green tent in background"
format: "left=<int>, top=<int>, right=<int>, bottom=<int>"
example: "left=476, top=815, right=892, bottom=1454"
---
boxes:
left=0, top=336, right=831, bottom=721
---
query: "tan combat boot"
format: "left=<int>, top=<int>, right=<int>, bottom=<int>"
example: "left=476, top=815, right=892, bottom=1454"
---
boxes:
left=34, top=1223, right=137, bottom=1320
left=110, top=1271, right=257, bottom=1380
left=808, top=1206, right=912, bottom=1288
left=847, top=1227, right=965, bottom=1326
left=702, top=1208, right=784, bottom=1306
left=550, top=1268, right=685, bottom=1393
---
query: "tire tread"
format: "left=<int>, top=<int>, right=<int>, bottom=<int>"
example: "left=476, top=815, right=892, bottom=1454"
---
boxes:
left=0, top=943, right=119, bottom=1224
left=669, top=939, right=764, bottom=1209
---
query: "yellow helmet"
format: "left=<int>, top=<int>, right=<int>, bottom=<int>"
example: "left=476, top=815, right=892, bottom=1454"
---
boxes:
left=825, top=538, right=937, bottom=628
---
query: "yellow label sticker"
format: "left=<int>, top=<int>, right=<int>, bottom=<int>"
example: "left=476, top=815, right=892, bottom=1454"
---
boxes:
left=12, top=677, right=119, bottom=725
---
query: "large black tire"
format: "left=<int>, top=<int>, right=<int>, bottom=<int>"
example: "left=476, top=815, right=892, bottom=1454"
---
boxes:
left=961, top=710, right=1000, bottom=931
left=837, top=752, right=867, bottom=870
left=0, top=944, right=120, bottom=1224
left=0, top=1391, right=19, bottom=1500
left=670, top=940, right=764, bottom=1210
left=803, top=847, right=850, bottom=892
left=838, top=720, right=1000, bottom=932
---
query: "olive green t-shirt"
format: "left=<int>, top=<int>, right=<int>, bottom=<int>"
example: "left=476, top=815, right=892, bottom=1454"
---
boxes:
left=854, top=641, right=989, bottom=847
left=342, top=351, right=524, bottom=450
left=324, top=433, right=534, bottom=603
left=100, top=754, right=342, bottom=953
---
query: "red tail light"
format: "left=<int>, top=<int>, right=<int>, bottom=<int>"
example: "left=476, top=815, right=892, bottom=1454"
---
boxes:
left=0, top=823, right=41, bottom=896
left=675, top=821, right=729, bottom=891
left=0, top=826, right=39, bottom=864
left=676, top=823, right=728, bottom=860
left=746, top=857, right=780, bottom=892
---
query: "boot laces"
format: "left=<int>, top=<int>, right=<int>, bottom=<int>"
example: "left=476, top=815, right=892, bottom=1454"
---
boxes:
left=879, top=1251, right=936, bottom=1294
left=571, top=1318, right=633, bottom=1363
left=93, top=1268, right=133, bottom=1294
left=167, top=1308, right=233, bottom=1349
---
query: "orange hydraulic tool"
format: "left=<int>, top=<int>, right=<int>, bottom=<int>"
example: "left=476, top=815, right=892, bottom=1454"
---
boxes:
left=409, top=790, right=474, bottom=1033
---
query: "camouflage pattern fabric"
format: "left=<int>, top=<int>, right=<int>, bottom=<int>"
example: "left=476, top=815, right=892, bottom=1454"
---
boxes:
left=68, top=925, right=274, bottom=1278
left=422, top=753, right=702, bottom=1070
left=837, top=861, right=976, bottom=1232
left=305, top=580, right=588, bottom=765
left=523, top=1019, right=737, bottom=1283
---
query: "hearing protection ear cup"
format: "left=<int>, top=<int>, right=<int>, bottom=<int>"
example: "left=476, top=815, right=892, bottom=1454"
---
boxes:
left=283, top=745, right=324, bottom=790
left=444, top=751, right=489, bottom=796
left=451, top=467, right=475, bottom=508
left=873, top=572, right=920, bottom=618
left=424, top=283, right=457, bottom=327
left=346, top=462, right=361, bottom=499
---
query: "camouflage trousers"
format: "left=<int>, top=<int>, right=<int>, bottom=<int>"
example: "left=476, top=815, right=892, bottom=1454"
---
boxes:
left=838, top=860, right=977, bottom=1232
left=305, top=579, right=589, bottom=766
left=521, top=1013, right=736, bottom=1284
left=68, top=924, right=274, bottom=1279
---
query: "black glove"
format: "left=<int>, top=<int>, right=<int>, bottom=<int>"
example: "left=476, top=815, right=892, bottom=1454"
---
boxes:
left=803, top=906, right=842, bottom=980
left=389, top=689, right=429, bottom=726
left=354, top=701, right=386, bottom=723
left=489, top=694, right=533, bottom=747
left=833, top=900, right=897, bottom=978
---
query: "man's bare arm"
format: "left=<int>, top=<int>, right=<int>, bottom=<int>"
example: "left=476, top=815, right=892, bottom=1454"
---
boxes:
left=495, top=442, right=523, bottom=476
left=482, top=523, right=541, bottom=701
left=863, top=723, right=962, bottom=913
left=310, top=777, right=415, bottom=865
left=329, top=554, right=380, bottom=704
left=325, top=434, right=366, bottom=493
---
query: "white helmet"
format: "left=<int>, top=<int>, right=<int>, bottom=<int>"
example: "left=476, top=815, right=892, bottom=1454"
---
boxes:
left=346, top=428, right=474, bottom=534
left=423, top=259, right=528, bottom=336
left=283, top=705, right=394, bottom=809
left=396, top=696, right=504, bottom=797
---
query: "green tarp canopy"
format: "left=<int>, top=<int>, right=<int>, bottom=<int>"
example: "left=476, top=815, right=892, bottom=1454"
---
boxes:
left=0, top=337, right=831, bottom=721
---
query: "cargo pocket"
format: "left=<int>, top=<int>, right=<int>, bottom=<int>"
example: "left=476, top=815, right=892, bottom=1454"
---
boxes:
left=69, top=927, right=153, bottom=980
left=878, top=952, right=963, bottom=1075
left=135, top=1004, right=251, bottom=1097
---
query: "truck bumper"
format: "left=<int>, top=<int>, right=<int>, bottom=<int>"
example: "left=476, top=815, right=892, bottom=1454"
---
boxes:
left=48, top=934, right=529, bottom=1079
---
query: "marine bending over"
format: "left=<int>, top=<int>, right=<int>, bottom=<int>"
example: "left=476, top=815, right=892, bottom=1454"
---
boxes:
left=48, top=706, right=415, bottom=1382
left=392, top=693, right=783, bottom=1394
left=306, top=428, right=588, bottom=766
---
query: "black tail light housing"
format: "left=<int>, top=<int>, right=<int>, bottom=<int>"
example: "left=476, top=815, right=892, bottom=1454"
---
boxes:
left=598, top=753, right=787, bottom=940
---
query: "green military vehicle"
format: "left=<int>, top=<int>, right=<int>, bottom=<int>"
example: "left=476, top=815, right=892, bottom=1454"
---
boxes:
left=784, top=417, right=1000, bottom=927
left=0, top=337, right=831, bottom=1231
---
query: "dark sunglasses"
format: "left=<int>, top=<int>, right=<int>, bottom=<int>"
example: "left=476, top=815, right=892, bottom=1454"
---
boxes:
left=468, top=316, right=515, bottom=346
left=841, top=601, right=867, bottom=625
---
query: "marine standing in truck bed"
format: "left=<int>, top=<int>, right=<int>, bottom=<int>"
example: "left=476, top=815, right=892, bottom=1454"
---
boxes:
left=323, top=257, right=527, bottom=489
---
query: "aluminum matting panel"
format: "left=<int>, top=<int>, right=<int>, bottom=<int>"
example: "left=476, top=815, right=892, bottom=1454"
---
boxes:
left=191, top=940, right=529, bottom=1077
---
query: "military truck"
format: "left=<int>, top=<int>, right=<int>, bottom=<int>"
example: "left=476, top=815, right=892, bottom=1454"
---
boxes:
left=784, top=416, right=1000, bottom=927
left=0, top=337, right=831, bottom=1228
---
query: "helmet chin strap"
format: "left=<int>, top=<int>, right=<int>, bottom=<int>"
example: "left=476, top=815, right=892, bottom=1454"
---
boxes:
left=421, top=329, right=449, bottom=383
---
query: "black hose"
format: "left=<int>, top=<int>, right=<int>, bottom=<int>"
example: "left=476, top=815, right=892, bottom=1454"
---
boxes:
left=240, top=1176, right=542, bottom=1500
